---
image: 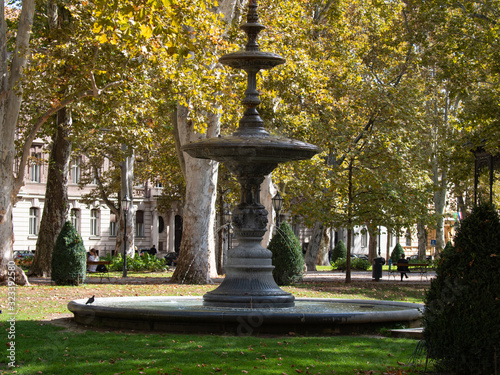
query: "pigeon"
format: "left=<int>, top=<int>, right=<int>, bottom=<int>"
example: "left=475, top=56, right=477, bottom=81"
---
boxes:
left=86, top=295, right=95, bottom=305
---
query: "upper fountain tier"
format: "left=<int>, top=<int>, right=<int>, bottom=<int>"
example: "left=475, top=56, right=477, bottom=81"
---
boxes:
left=182, top=0, right=319, bottom=167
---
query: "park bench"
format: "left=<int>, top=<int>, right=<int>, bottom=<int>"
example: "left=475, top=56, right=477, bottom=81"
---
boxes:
left=388, top=262, right=430, bottom=280
left=86, top=260, right=111, bottom=282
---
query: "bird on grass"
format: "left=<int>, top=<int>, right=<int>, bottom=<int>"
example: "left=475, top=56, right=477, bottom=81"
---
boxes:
left=86, top=295, right=95, bottom=305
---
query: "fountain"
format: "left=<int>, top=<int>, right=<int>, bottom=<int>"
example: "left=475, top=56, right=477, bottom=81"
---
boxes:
left=68, top=0, right=423, bottom=335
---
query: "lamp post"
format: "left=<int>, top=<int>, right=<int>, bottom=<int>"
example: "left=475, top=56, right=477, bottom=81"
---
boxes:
left=122, top=194, right=131, bottom=278
left=224, top=210, right=232, bottom=250
left=272, top=192, right=283, bottom=228
left=378, top=226, right=381, bottom=257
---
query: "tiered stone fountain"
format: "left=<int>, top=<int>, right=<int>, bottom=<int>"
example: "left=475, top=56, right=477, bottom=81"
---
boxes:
left=181, top=0, right=318, bottom=309
left=68, top=1, right=423, bottom=335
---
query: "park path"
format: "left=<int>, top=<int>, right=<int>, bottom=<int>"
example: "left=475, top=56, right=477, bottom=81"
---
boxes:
left=28, top=269, right=435, bottom=285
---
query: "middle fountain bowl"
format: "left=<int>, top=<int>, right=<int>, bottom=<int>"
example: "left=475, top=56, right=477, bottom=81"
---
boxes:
left=181, top=0, right=320, bottom=309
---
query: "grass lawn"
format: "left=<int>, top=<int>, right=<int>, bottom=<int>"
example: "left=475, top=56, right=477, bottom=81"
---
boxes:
left=1, top=273, right=431, bottom=375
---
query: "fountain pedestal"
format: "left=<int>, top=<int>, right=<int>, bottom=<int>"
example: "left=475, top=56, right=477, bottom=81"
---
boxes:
left=204, top=169, right=293, bottom=308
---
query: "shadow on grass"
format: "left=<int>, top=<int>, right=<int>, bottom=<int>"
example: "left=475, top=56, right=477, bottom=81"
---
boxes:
left=1, top=320, right=430, bottom=375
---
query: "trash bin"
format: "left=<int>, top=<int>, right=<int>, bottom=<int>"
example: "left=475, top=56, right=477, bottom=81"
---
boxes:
left=372, top=257, right=385, bottom=281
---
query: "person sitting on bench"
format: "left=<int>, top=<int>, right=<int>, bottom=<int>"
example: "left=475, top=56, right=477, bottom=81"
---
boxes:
left=87, top=249, right=99, bottom=272
left=397, top=254, right=409, bottom=281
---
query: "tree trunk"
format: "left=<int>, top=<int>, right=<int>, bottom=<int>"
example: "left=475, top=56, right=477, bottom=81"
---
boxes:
left=345, top=159, right=354, bottom=283
left=260, top=174, right=275, bottom=248
left=171, top=105, right=219, bottom=284
left=29, top=1, right=75, bottom=277
left=170, top=0, right=238, bottom=283
left=367, top=223, right=378, bottom=263
left=432, top=159, right=447, bottom=255
left=417, top=220, right=427, bottom=260
left=29, top=114, right=72, bottom=277
left=304, top=221, right=324, bottom=271
left=317, top=227, right=330, bottom=266
left=121, top=144, right=135, bottom=257
left=345, top=228, right=352, bottom=283
left=0, top=0, right=35, bottom=285
left=386, top=227, right=391, bottom=261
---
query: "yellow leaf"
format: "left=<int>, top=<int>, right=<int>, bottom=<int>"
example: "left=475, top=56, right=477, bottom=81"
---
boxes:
left=140, top=24, right=153, bottom=39
left=92, top=24, right=102, bottom=34
left=98, top=34, right=108, bottom=44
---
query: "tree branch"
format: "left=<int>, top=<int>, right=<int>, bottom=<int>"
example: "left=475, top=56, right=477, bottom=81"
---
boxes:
left=14, top=78, right=124, bottom=193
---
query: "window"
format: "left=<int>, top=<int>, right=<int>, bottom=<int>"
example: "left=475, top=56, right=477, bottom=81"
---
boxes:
left=136, top=210, right=144, bottom=237
left=90, top=209, right=100, bottom=236
left=29, top=207, right=39, bottom=235
left=158, top=216, right=164, bottom=234
left=71, top=156, right=82, bottom=183
left=91, top=168, right=99, bottom=185
left=109, top=213, right=117, bottom=237
left=361, top=231, right=368, bottom=248
left=405, top=230, right=412, bottom=246
left=30, top=152, right=41, bottom=182
left=70, top=209, right=80, bottom=233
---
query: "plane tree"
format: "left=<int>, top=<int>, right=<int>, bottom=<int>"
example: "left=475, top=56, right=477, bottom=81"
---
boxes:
left=250, top=0, right=431, bottom=280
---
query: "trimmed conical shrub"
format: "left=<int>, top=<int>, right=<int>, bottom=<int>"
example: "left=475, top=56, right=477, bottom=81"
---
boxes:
left=423, top=203, right=500, bottom=375
left=51, top=221, right=87, bottom=285
left=330, top=240, right=347, bottom=264
left=269, top=221, right=304, bottom=286
left=390, top=242, right=405, bottom=264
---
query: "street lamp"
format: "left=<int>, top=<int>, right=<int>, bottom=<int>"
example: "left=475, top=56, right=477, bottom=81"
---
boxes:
left=121, top=194, right=131, bottom=277
left=272, top=191, right=283, bottom=227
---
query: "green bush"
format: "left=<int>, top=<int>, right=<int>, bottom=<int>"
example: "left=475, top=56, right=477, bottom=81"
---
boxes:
left=51, top=221, right=87, bottom=285
left=423, top=203, right=500, bottom=375
left=269, top=221, right=304, bottom=286
left=104, top=252, right=168, bottom=272
left=390, top=243, right=405, bottom=264
left=333, top=257, right=370, bottom=271
left=330, top=240, right=347, bottom=263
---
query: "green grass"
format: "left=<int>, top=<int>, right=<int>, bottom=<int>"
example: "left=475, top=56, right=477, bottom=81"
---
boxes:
left=3, top=322, right=427, bottom=375
left=0, top=277, right=430, bottom=374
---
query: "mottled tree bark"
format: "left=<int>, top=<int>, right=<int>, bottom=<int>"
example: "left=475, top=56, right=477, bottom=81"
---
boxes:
left=417, top=221, right=427, bottom=260
left=367, top=223, right=378, bottom=263
left=28, top=1, right=73, bottom=277
left=304, top=221, right=324, bottom=271
left=171, top=105, right=219, bottom=284
left=29, top=115, right=72, bottom=277
left=0, top=0, right=35, bottom=285
left=317, top=228, right=330, bottom=266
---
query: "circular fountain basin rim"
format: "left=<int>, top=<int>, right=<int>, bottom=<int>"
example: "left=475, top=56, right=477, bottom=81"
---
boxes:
left=68, top=296, right=423, bottom=325
left=219, top=50, right=286, bottom=69
left=181, top=134, right=321, bottom=162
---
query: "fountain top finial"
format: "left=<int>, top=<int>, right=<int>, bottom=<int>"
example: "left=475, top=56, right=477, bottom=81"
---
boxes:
left=242, top=0, right=265, bottom=52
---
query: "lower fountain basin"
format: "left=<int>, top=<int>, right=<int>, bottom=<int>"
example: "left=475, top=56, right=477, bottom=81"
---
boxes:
left=68, top=297, right=423, bottom=335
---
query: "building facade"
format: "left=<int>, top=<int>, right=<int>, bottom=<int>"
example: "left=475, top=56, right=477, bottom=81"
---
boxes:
left=13, top=142, right=183, bottom=258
